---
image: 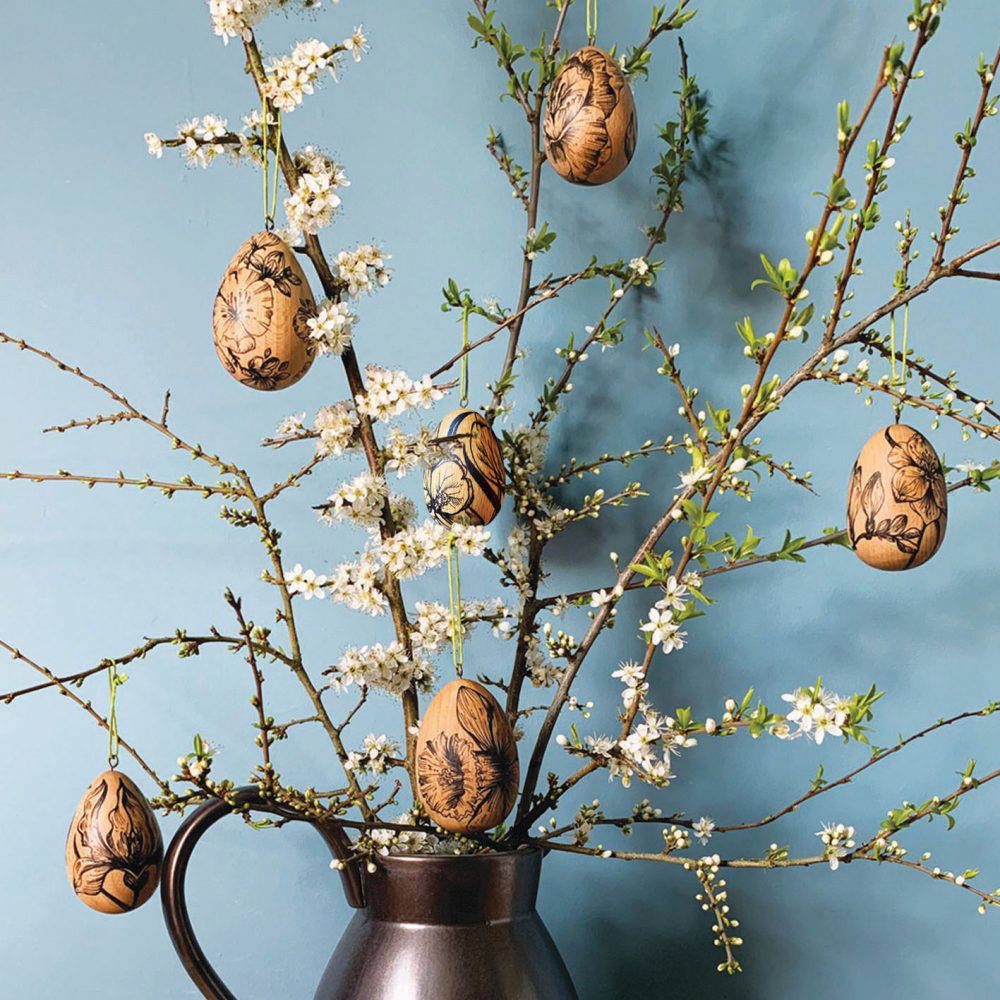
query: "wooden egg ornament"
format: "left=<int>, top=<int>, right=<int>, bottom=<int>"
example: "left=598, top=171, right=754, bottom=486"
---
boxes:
left=416, top=679, right=519, bottom=834
left=543, top=45, right=637, bottom=186
left=424, top=409, right=506, bottom=527
left=65, top=769, right=163, bottom=914
left=847, top=424, right=947, bottom=571
left=213, top=231, right=317, bottom=391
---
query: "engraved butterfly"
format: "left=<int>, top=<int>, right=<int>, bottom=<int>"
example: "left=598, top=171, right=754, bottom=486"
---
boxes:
left=456, top=685, right=519, bottom=824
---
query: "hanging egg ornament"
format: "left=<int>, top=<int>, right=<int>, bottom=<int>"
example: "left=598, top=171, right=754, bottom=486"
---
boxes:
left=847, top=424, right=948, bottom=571
left=66, top=769, right=163, bottom=914
left=544, top=46, right=637, bottom=186
left=212, top=231, right=317, bottom=391
left=416, top=679, right=519, bottom=834
left=424, top=409, right=506, bottom=527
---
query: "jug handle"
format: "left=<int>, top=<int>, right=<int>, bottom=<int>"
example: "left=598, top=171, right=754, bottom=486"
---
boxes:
left=161, top=785, right=364, bottom=1000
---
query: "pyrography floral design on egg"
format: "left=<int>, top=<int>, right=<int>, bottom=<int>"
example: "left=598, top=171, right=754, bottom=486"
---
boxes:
left=213, top=268, right=274, bottom=355
left=543, top=46, right=637, bottom=185
left=455, top=684, right=519, bottom=824
left=424, top=410, right=506, bottom=527
left=66, top=772, right=163, bottom=914
left=417, top=733, right=478, bottom=823
left=241, top=235, right=304, bottom=297
left=886, top=429, right=947, bottom=524
left=213, top=231, right=316, bottom=391
left=416, top=683, right=519, bottom=830
left=847, top=425, right=947, bottom=570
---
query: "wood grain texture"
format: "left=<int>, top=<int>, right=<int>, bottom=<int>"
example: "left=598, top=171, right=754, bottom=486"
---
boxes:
left=213, top=231, right=316, bottom=391
left=66, top=769, right=163, bottom=914
left=416, top=679, right=519, bottom=834
left=847, top=424, right=948, bottom=571
left=424, top=409, right=506, bottom=527
left=543, top=46, right=637, bottom=186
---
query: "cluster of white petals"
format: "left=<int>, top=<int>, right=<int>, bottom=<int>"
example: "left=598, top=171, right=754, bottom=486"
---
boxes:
left=336, top=245, right=393, bottom=298
left=263, top=39, right=339, bottom=112
left=208, top=0, right=273, bottom=44
left=776, top=685, right=850, bottom=744
left=327, top=553, right=387, bottom=616
left=817, top=822, right=856, bottom=870
left=376, top=520, right=489, bottom=580
left=307, top=299, right=355, bottom=357
left=323, top=472, right=388, bottom=529
left=314, top=402, right=360, bottom=457
left=409, top=598, right=510, bottom=653
left=356, top=367, right=443, bottom=423
left=326, top=640, right=433, bottom=696
left=284, top=563, right=328, bottom=599
left=576, top=703, right=696, bottom=789
left=285, top=147, right=349, bottom=239
left=383, top=426, right=439, bottom=478
left=344, top=733, right=398, bottom=775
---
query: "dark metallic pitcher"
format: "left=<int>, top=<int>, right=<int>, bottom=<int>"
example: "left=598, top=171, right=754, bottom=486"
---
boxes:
left=161, top=787, right=578, bottom=999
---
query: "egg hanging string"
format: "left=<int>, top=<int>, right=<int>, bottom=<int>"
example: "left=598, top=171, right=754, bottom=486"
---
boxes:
left=106, top=662, right=124, bottom=769
left=261, top=95, right=282, bottom=231
left=586, top=0, right=598, bottom=44
left=459, top=304, right=470, bottom=408
left=446, top=531, right=464, bottom=677
left=888, top=304, right=909, bottom=423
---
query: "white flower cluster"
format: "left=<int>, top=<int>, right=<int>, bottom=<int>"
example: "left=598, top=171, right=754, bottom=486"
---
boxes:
left=208, top=0, right=272, bottom=44
left=377, top=520, right=490, bottom=580
left=263, top=39, right=339, bottom=113
left=314, top=401, right=359, bottom=457
left=285, top=147, right=349, bottom=239
left=174, top=115, right=230, bottom=168
left=526, top=634, right=563, bottom=688
left=345, top=733, right=398, bottom=775
left=410, top=598, right=511, bottom=653
left=576, top=703, right=696, bottom=789
left=362, top=809, right=440, bottom=859
left=817, top=822, right=856, bottom=870
left=323, top=472, right=388, bottom=529
left=327, top=553, right=387, bottom=616
left=355, top=367, right=443, bottom=423
left=336, top=245, right=393, bottom=298
left=307, top=299, right=355, bottom=357
left=777, top=685, right=850, bottom=744
left=283, top=563, right=328, bottom=599
left=326, top=640, right=433, bottom=696
left=383, top=426, right=438, bottom=478
left=496, top=525, right=536, bottom=597
left=640, top=575, right=695, bottom=655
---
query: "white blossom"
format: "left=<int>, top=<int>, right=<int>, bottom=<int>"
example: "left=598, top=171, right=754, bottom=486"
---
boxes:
left=323, top=472, right=388, bottom=529
left=307, top=299, right=355, bottom=356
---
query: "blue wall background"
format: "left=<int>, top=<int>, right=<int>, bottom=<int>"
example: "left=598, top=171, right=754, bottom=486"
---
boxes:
left=1, top=2, right=998, bottom=997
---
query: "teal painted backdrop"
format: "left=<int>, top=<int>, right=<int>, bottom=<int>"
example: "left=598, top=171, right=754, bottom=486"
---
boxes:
left=2, top=2, right=998, bottom=997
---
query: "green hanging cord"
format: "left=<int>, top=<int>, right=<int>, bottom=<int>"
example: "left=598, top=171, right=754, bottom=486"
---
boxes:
left=459, top=304, right=470, bottom=408
left=446, top=531, right=464, bottom=676
left=586, top=0, right=598, bottom=44
left=889, top=309, right=901, bottom=422
left=261, top=93, right=270, bottom=230
left=897, top=301, right=909, bottom=422
left=107, top=663, right=121, bottom=769
left=269, top=110, right=282, bottom=231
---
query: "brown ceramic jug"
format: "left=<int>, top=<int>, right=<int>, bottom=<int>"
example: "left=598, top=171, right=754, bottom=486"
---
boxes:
left=161, top=787, right=578, bottom=999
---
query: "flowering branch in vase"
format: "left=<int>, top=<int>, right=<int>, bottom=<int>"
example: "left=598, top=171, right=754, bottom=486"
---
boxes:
left=3, top=0, right=1000, bottom=976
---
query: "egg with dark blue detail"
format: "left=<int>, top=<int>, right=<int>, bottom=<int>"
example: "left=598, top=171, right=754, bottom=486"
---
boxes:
left=423, top=409, right=506, bottom=527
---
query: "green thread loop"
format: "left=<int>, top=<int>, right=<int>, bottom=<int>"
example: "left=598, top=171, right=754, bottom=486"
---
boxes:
left=107, top=663, right=121, bottom=768
left=586, top=0, right=598, bottom=43
left=446, top=532, right=464, bottom=676
left=460, top=305, right=470, bottom=408
left=261, top=97, right=281, bottom=231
